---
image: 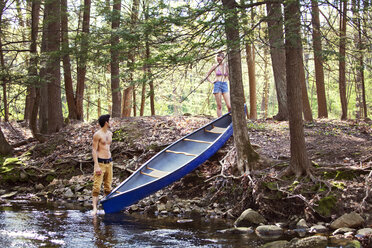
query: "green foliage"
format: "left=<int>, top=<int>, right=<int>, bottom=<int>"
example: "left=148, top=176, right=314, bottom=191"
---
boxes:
left=331, top=181, right=346, bottom=190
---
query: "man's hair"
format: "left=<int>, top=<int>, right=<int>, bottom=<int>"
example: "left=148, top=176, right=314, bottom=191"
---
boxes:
left=98, top=114, right=110, bottom=127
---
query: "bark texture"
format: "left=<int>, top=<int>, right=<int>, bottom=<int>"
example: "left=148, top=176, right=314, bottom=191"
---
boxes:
left=222, top=0, right=259, bottom=174
left=284, top=0, right=311, bottom=176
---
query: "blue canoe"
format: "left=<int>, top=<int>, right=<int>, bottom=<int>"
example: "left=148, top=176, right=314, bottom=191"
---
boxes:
left=101, top=112, right=233, bottom=214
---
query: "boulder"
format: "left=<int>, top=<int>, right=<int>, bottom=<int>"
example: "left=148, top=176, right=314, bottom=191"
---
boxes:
left=330, top=212, right=364, bottom=229
left=296, top=219, right=308, bottom=229
left=289, top=236, right=328, bottom=248
left=261, top=240, right=289, bottom=248
left=63, top=188, right=74, bottom=198
left=234, top=208, right=267, bottom=227
left=309, top=224, right=328, bottom=233
left=356, top=228, right=372, bottom=237
left=255, top=225, right=283, bottom=240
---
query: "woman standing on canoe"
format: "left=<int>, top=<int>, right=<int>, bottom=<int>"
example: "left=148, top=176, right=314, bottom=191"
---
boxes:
left=206, top=52, right=231, bottom=117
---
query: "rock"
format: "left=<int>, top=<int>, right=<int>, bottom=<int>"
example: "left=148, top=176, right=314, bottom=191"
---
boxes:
left=330, top=212, right=364, bottom=229
left=20, top=172, right=28, bottom=180
left=296, top=219, right=308, bottom=229
left=172, top=207, right=181, bottom=214
left=159, top=195, right=168, bottom=204
left=261, top=240, right=289, bottom=248
left=0, top=191, right=17, bottom=199
left=255, top=225, right=283, bottom=240
left=165, top=201, right=173, bottom=211
left=289, top=235, right=328, bottom=248
left=63, top=188, right=74, bottom=198
left=35, top=184, right=44, bottom=190
left=332, top=227, right=356, bottom=235
left=309, top=224, right=327, bottom=233
left=130, top=205, right=139, bottom=211
left=356, top=228, right=372, bottom=237
left=329, top=236, right=361, bottom=248
left=218, top=227, right=254, bottom=235
left=234, top=208, right=267, bottom=227
left=157, top=203, right=166, bottom=212
left=177, top=219, right=193, bottom=224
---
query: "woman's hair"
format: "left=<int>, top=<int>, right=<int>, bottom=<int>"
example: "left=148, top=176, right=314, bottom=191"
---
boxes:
left=98, top=114, right=110, bottom=127
left=217, top=51, right=224, bottom=58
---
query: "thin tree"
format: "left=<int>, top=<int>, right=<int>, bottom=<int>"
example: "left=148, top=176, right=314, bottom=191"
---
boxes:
left=339, top=0, right=348, bottom=120
left=222, top=0, right=259, bottom=174
left=111, top=0, right=122, bottom=117
left=266, top=2, right=288, bottom=121
left=352, top=0, right=367, bottom=119
left=0, top=0, right=9, bottom=122
left=25, top=0, right=40, bottom=123
left=122, top=0, right=140, bottom=117
left=311, top=0, right=328, bottom=118
left=283, top=0, right=311, bottom=176
left=76, top=0, right=91, bottom=120
left=61, top=0, right=78, bottom=120
left=246, top=43, right=257, bottom=120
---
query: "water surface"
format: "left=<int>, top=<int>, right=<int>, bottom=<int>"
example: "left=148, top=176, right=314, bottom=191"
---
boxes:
left=0, top=200, right=262, bottom=247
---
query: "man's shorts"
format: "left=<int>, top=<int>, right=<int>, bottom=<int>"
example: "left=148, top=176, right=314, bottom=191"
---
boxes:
left=213, top=81, right=229, bottom=94
left=92, top=161, right=113, bottom=197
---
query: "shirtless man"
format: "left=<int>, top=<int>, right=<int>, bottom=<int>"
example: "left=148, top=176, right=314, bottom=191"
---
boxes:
left=91, top=114, right=113, bottom=215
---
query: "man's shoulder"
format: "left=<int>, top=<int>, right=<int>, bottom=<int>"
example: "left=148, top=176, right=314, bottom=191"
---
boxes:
left=93, top=129, right=103, bottom=138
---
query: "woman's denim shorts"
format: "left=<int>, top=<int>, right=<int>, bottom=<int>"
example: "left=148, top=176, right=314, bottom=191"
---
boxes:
left=213, top=81, right=229, bottom=94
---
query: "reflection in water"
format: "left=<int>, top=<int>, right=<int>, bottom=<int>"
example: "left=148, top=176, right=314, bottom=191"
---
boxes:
left=0, top=201, right=262, bottom=247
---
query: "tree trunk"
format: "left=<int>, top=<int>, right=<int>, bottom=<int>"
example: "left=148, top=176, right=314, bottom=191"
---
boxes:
left=266, top=2, right=288, bottom=121
left=0, top=2, right=8, bottom=122
left=299, top=52, right=313, bottom=122
left=262, top=46, right=269, bottom=119
left=246, top=44, right=257, bottom=120
left=110, top=0, right=121, bottom=117
left=122, top=88, right=132, bottom=116
left=352, top=0, right=367, bottom=119
left=0, top=126, right=13, bottom=155
left=339, top=0, right=348, bottom=120
left=38, top=11, right=48, bottom=134
left=222, top=0, right=259, bottom=175
left=45, top=0, right=63, bottom=133
left=61, top=0, right=78, bottom=120
left=284, top=0, right=311, bottom=177
left=25, top=0, right=40, bottom=123
left=144, top=3, right=155, bottom=116
left=76, top=0, right=91, bottom=120
left=311, top=0, right=328, bottom=118
left=122, top=0, right=140, bottom=117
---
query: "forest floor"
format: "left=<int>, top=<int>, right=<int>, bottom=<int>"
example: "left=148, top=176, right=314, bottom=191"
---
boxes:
left=1, top=115, right=371, bottom=226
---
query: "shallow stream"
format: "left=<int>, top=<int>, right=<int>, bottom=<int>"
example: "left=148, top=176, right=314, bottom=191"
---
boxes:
left=0, top=200, right=262, bottom=247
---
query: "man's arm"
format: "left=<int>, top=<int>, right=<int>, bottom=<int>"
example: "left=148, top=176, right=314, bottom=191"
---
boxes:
left=92, top=133, right=102, bottom=175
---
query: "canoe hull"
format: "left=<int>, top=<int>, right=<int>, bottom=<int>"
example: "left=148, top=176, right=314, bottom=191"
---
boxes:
left=101, top=114, right=233, bottom=214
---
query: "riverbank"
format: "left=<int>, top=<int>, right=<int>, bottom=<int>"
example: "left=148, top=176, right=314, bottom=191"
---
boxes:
left=0, top=116, right=371, bottom=247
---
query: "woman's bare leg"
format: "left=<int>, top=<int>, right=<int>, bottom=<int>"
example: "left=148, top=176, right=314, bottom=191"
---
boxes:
left=223, top=92, right=231, bottom=112
left=214, top=93, right=223, bottom=117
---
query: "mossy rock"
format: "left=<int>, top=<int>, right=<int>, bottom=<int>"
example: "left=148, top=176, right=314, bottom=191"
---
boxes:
left=315, top=195, right=337, bottom=217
